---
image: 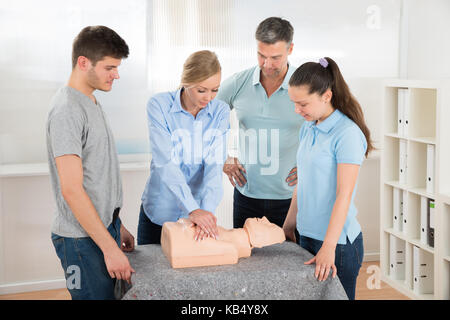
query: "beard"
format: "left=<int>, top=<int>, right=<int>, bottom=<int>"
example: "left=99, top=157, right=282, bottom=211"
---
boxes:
left=261, top=67, right=282, bottom=79
left=87, top=68, right=111, bottom=92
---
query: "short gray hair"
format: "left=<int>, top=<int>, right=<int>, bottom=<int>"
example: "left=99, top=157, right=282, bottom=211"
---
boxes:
left=255, top=17, right=294, bottom=46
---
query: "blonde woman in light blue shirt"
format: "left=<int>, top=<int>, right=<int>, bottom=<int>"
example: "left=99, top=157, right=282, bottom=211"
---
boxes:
left=138, top=51, right=230, bottom=244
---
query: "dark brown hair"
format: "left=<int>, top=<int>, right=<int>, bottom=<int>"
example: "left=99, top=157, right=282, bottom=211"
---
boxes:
left=72, top=26, right=129, bottom=69
left=289, top=57, right=374, bottom=157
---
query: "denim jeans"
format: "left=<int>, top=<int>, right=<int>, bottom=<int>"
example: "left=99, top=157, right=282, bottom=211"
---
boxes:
left=296, top=231, right=364, bottom=300
left=137, top=204, right=163, bottom=245
left=233, top=188, right=291, bottom=228
left=51, top=217, right=121, bottom=300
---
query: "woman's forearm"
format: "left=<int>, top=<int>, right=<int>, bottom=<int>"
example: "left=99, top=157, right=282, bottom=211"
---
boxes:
left=322, top=193, right=352, bottom=249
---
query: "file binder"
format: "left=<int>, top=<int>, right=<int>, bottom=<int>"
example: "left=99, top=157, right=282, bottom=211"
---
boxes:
left=413, top=246, right=433, bottom=294
left=420, top=196, right=428, bottom=245
left=402, top=190, right=408, bottom=234
left=403, top=89, right=410, bottom=137
left=426, top=144, right=435, bottom=194
left=427, top=199, right=435, bottom=248
left=399, top=139, right=407, bottom=185
left=389, top=235, right=405, bottom=280
left=393, top=188, right=403, bottom=232
left=397, top=88, right=410, bottom=137
left=398, top=89, right=405, bottom=136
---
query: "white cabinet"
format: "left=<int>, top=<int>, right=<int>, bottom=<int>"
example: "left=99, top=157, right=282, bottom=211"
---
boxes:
left=380, top=79, right=450, bottom=300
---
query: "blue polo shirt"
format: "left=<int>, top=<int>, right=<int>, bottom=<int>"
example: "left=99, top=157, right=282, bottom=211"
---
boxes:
left=141, top=89, right=230, bottom=226
left=216, top=64, right=304, bottom=199
left=296, top=109, right=367, bottom=245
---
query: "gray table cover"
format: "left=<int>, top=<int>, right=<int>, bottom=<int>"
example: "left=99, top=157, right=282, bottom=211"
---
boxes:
left=117, top=241, right=348, bottom=300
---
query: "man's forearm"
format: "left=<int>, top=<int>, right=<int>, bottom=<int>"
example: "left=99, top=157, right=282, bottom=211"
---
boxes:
left=283, top=186, right=298, bottom=229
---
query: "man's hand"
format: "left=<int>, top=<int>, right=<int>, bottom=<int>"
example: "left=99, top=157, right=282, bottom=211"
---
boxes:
left=120, top=224, right=135, bottom=252
left=104, top=247, right=136, bottom=285
left=283, top=224, right=297, bottom=243
left=188, top=209, right=218, bottom=240
left=223, top=156, right=247, bottom=187
left=286, top=167, right=297, bottom=186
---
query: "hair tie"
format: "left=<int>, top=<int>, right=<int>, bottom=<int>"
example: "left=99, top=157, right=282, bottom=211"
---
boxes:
left=319, top=58, right=328, bottom=68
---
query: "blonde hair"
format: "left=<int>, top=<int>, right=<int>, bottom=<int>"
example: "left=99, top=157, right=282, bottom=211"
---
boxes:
left=180, top=50, right=221, bottom=88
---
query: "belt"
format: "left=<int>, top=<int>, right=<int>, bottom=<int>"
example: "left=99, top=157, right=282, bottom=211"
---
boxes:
left=113, top=207, right=120, bottom=223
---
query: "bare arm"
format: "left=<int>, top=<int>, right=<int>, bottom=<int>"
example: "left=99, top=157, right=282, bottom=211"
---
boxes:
left=305, top=163, right=360, bottom=281
left=282, top=185, right=298, bottom=242
left=55, top=154, right=134, bottom=282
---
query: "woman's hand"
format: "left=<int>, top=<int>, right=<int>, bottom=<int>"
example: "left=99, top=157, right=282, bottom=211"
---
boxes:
left=188, top=209, right=218, bottom=240
left=304, top=243, right=337, bottom=281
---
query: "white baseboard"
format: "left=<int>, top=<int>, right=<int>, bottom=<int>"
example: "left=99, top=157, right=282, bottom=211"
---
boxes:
left=0, top=279, right=66, bottom=295
left=363, top=252, right=380, bottom=262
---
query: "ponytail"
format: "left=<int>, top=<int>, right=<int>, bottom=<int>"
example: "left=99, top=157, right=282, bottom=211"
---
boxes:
left=289, top=57, right=374, bottom=158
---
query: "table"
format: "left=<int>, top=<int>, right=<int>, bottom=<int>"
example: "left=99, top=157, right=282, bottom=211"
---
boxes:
left=116, top=241, right=348, bottom=300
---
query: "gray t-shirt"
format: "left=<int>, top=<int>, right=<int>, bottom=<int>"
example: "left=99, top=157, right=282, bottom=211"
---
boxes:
left=46, top=86, right=123, bottom=237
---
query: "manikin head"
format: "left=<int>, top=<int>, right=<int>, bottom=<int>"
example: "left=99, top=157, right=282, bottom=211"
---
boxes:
left=244, top=217, right=285, bottom=248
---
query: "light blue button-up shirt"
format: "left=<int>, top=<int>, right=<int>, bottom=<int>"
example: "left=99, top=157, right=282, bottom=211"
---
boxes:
left=216, top=64, right=304, bottom=199
left=141, top=89, right=230, bottom=226
left=296, top=109, right=367, bottom=245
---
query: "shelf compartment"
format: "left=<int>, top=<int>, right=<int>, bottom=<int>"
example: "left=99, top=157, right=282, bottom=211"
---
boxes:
left=408, top=88, right=437, bottom=140
left=382, top=136, right=400, bottom=182
left=439, top=89, right=450, bottom=196
left=444, top=203, right=450, bottom=258
left=383, top=86, right=401, bottom=135
left=407, top=141, right=427, bottom=190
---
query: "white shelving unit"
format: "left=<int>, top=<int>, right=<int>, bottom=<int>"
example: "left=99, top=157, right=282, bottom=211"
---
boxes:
left=380, top=79, right=450, bottom=300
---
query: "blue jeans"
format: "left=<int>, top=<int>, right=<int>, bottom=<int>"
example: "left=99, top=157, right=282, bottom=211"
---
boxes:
left=296, top=231, right=364, bottom=300
left=233, top=188, right=291, bottom=228
left=51, top=217, right=122, bottom=300
left=137, top=204, right=163, bottom=245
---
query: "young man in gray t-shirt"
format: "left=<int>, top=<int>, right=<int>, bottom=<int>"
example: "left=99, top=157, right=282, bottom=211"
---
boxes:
left=46, top=26, right=135, bottom=300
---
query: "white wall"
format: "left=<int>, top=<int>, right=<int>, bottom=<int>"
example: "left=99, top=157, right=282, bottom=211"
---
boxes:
left=404, top=0, right=450, bottom=79
left=0, top=0, right=415, bottom=293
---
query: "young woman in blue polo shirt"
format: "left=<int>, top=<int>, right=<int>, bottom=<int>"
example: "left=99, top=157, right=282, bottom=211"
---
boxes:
left=283, top=57, right=374, bottom=300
